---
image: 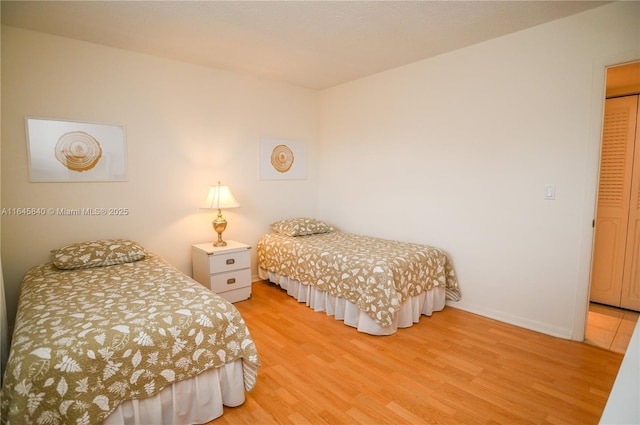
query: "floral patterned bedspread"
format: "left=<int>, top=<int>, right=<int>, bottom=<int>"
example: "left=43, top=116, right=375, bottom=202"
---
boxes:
left=257, top=231, right=461, bottom=327
left=1, top=253, right=260, bottom=425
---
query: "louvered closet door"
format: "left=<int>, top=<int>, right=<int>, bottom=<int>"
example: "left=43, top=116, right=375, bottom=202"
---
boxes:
left=620, top=96, right=640, bottom=310
left=590, top=96, right=639, bottom=307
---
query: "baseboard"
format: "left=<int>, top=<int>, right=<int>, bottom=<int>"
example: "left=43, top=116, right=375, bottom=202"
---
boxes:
left=446, top=300, right=573, bottom=340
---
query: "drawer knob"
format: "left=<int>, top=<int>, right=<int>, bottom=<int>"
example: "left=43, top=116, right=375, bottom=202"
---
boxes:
left=227, top=278, right=236, bottom=285
left=226, top=258, right=235, bottom=265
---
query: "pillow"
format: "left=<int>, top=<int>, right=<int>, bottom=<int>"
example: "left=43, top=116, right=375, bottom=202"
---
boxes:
left=51, top=238, right=146, bottom=270
left=270, top=217, right=334, bottom=237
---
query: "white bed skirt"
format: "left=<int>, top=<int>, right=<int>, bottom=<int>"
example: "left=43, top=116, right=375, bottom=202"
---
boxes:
left=103, top=360, right=246, bottom=425
left=259, top=268, right=446, bottom=336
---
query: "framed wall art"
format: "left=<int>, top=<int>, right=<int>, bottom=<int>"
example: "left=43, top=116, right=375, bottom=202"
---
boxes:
left=26, top=117, right=127, bottom=182
left=259, top=137, right=306, bottom=180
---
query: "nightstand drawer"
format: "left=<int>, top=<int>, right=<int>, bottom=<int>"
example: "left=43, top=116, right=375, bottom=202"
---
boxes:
left=208, top=251, right=250, bottom=274
left=210, top=268, right=251, bottom=293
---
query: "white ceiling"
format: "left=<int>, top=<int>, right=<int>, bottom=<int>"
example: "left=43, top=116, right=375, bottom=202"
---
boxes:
left=1, top=1, right=610, bottom=90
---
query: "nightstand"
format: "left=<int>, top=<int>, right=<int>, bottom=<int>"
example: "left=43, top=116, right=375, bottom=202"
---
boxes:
left=191, top=240, right=251, bottom=303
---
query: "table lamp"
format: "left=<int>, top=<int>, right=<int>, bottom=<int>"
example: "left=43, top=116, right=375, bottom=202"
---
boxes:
left=202, top=181, right=240, bottom=247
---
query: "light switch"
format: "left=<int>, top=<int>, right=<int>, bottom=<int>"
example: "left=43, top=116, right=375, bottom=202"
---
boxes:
left=544, top=185, right=555, bottom=200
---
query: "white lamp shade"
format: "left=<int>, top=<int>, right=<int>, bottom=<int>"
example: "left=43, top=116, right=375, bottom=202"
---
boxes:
left=202, top=184, right=240, bottom=209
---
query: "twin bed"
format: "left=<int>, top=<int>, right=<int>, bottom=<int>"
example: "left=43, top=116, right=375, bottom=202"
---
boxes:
left=258, top=218, right=461, bottom=336
left=1, top=239, right=260, bottom=425
left=2, top=220, right=459, bottom=423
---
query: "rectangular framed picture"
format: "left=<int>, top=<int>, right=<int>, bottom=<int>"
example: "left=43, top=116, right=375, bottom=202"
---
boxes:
left=26, top=117, right=127, bottom=182
left=259, top=137, right=306, bottom=180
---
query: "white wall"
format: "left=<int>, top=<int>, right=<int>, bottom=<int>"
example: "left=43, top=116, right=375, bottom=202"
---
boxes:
left=1, top=26, right=320, bottom=327
left=600, top=321, right=640, bottom=424
left=318, top=2, right=640, bottom=339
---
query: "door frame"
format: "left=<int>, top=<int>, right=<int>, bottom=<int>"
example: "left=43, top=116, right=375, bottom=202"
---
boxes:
left=574, top=51, right=640, bottom=341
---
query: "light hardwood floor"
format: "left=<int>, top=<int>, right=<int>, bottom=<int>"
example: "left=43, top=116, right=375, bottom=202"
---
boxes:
left=585, top=302, right=639, bottom=353
left=210, top=281, right=624, bottom=425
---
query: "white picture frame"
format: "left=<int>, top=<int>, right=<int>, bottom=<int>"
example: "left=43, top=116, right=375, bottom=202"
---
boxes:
left=259, top=137, right=306, bottom=180
left=26, top=117, right=127, bottom=182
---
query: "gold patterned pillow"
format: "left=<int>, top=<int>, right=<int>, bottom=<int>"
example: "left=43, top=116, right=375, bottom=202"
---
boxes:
left=51, top=239, right=146, bottom=270
left=270, top=217, right=334, bottom=237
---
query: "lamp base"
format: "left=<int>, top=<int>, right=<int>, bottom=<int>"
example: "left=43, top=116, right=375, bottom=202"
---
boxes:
left=212, top=210, right=228, bottom=247
left=212, top=238, right=227, bottom=247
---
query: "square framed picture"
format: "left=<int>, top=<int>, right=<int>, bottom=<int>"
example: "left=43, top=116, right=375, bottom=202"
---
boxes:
left=26, top=117, right=127, bottom=182
left=259, top=137, right=306, bottom=180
